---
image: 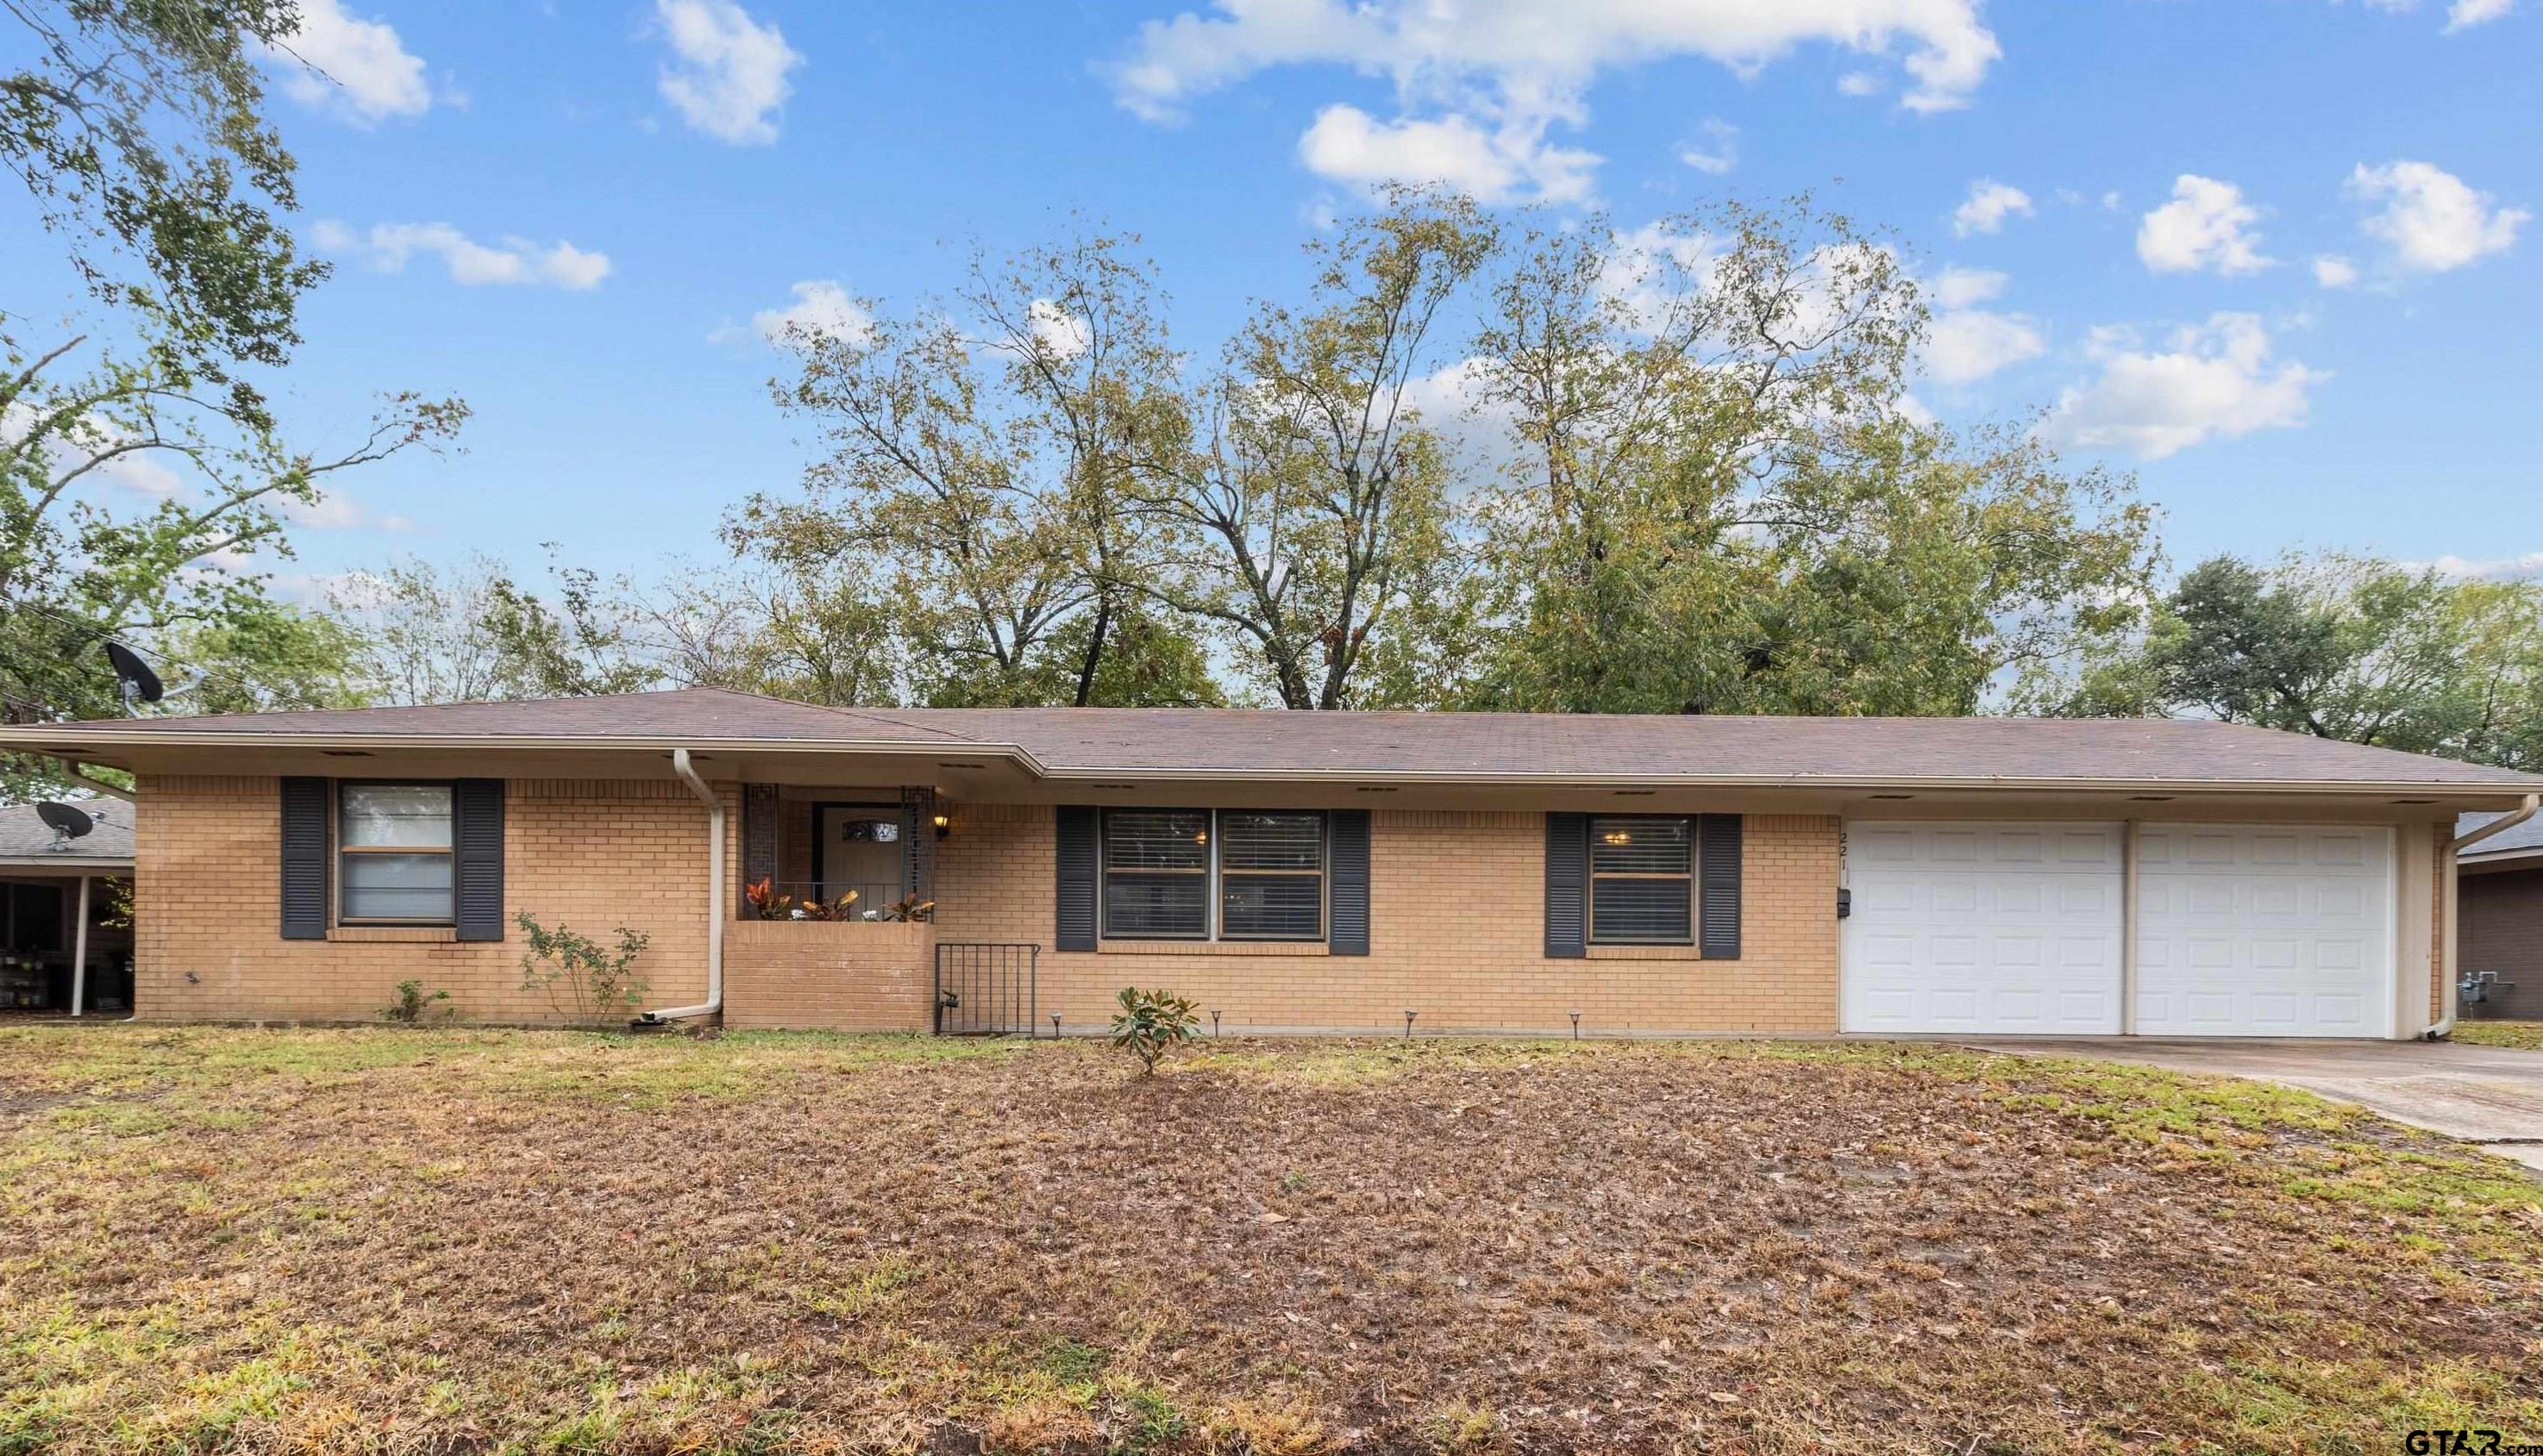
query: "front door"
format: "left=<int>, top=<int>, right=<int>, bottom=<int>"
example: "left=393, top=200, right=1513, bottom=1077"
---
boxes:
left=816, top=805, right=904, bottom=915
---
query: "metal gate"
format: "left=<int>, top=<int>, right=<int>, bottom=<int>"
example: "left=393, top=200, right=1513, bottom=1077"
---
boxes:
left=933, top=942, right=1038, bottom=1035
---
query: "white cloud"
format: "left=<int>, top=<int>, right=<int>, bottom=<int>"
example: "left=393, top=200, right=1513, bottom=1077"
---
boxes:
left=2311, top=254, right=2360, bottom=289
left=1836, top=71, right=1882, bottom=97
left=1676, top=119, right=1738, bottom=176
left=655, top=0, right=804, bottom=146
left=1296, top=104, right=1598, bottom=204
left=260, top=0, right=433, bottom=124
left=1925, top=309, right=2044, bottom=384
left=726, top=280, right=874, bottom=349
left=323, top=222, right=613, bottom=290
left=2040, top=313, right=2324, bottom=459
left=2426, top=550, right=2543, bottom=578
left=1108, top=1, right=1995, bottom=204
left=1951, top=179, right=2032, bottom=237
left=1930, top=266, right=2007, bottom=309
left=282, top=493, right=413, bottom=532
left=2347, top=160, right=2527, bottom=272
left=2136, top=175, right=2272, bottom=276
left=1028, top=298, right=1092, bottom=359
left=2445, top=0, right=2516, bottom=28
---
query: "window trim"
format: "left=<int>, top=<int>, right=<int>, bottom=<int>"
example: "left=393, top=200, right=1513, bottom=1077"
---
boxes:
left=1587, top=814, right=1694, bottom=947
left=1099, top=808, right=1328, bottom=944
left=333, top=780, right=457, bottom=928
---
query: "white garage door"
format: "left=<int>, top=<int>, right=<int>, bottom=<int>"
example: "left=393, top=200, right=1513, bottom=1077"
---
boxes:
left=2135, top=825, right=2394, bottom=1038
left=1842, top=822, right=2125, bottom=1034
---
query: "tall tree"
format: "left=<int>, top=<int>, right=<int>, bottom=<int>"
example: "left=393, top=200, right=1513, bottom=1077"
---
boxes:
left=1120, top=186, right=1495, bottom=708
left=1, top=330, right=460, bottom=795
left=1457, top=200, right=2153, bottom=715
left=736, top=231, right=1218, bottom=707
left=2040, top=553, right=2543, bottom=769
left=5, top=0, right=323, bottom=377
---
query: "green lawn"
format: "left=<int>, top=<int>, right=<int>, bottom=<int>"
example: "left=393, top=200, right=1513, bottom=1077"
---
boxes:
left=3, top=1026, right=2540, bottom=1454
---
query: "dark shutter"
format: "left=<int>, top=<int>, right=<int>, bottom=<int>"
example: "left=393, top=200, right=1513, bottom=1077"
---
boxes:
left=279, top=777, right=329, bottom=940
left=1699, top=813, right=1743, bottom=959
left=1328, top=809, right=1370, bottom=956
left=453, top=778, right=505, bottom=942
left=1054, top=805, right=1098, bottom=952
left=1544, top=812, right=1588, bottom=959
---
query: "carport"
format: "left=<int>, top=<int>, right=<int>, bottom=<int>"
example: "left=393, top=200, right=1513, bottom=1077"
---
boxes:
left=0, top=800, right=135, bottom=1015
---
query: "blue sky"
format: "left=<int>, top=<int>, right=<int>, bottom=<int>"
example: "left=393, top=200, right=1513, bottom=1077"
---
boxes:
left=17, top=0, right=2540, bottom=589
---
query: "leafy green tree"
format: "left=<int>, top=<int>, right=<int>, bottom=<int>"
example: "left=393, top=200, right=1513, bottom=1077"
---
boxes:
left=2040, top=552, right=2543, bottom=768
left=1, top=329, right=461, bottom=796
left=1457, top=200, right=2153, bottom=715
left=736, top=231, right=1217, bottom=708
left=5, top=0, right=324, bottom=377
left=1121, top=186, right=1495, bottom=708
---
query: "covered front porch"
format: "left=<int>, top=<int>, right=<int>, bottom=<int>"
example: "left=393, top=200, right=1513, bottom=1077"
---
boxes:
left=720, top=782, right=1031, bottom=1034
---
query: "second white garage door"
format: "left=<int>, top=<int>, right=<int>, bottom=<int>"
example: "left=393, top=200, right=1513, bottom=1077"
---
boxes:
left=1842, top=822, right=2126, bottom=1034
left=2134, top=825, right=2395, bottom=1038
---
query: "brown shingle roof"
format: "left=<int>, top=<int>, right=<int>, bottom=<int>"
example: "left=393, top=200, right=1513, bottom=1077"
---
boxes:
left=15, top=686, right=2543, bottom=790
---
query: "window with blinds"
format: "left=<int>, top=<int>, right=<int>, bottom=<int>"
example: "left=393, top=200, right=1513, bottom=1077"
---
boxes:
left=338, top=784, right=455, bottom=924
left=1219, top=811, right=1325, bottom=940
left=1588, top=815, right=1692, bottom=944
left=1100, top=809, right=1327, bottom=941
left=1101, top=809, right=1211, bottom=938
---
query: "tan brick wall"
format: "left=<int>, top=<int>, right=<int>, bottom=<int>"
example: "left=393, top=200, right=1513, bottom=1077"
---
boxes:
left=723, top=920, right=931, bottom=1031
left=135, top=775, right=730, bottom=1023
left=930, top=804, right=1842, bottom=1035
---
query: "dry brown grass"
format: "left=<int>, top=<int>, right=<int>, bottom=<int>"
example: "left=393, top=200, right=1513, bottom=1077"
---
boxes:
left=2453, top=1020, right=2543, bottom=1052
left=3, top=1026, right=2540, bottom=1455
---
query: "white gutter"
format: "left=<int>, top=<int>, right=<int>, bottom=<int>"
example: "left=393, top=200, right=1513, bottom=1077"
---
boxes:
left=2432, top=792, right=2541, bottom=1040
left=639, top=748, right=724, bottom=1025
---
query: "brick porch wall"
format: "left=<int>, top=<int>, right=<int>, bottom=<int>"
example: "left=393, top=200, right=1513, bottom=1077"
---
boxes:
left=723, top=919, right=932, bottom=1030
left=930, top=804, right=1843, bottom=1035
left=134, top=774, right=733, bottom=1023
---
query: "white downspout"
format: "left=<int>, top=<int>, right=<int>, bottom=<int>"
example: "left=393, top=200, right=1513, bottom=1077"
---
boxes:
left=2431, top=792, right=2540, bottom=1040
left=640, top=748, right=724, bottom=1024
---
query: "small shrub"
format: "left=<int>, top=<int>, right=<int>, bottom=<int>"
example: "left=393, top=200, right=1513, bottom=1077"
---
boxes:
left=517, top=913, right=652, bottom=1028
left=1109, top=987, right=1199, bottom=1078
left=378, top=978, right=452, bottom=1025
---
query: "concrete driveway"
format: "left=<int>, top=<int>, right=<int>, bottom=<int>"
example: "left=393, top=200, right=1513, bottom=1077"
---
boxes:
left=1962, top=1037, right=2543, bottom=1171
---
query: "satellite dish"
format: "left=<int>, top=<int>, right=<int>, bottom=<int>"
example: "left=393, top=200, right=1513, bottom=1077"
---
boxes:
left=36, top=801, right=94, bottom=850
left=104, top=641, right=164, bottom=711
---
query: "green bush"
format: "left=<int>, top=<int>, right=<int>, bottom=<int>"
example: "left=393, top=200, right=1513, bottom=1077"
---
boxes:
left=377, top=978, right=451, bottom=1025
left=1108, top=986, right=1199, bottom=1078
left=517, top=913, right=651, bottom=1028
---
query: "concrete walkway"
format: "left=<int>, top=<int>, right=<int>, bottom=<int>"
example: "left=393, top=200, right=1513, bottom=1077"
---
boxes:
left=1962, top=1037, right=2543, bottom=1172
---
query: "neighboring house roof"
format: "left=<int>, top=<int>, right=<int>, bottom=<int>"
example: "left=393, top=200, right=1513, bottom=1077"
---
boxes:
left=2458, top=809, right=2543, bottom=866
left=7, top=687, right=2543, bottom=794
left=0, top=799, right=135, bottom=872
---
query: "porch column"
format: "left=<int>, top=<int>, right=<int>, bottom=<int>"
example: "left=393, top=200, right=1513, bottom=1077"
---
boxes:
left=740, top=784, right=779, bottom=916
left=900, top=786, right=936, bottom=907
left=69, top=874, right=91, bottom=1018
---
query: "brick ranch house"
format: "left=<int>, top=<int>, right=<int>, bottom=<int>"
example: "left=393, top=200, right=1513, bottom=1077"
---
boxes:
left=4, top=688, right=2539, bottom=1040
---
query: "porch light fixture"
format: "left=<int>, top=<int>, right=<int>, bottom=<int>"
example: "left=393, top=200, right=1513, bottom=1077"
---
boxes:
left=932, top=813, right=951, bottom=840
